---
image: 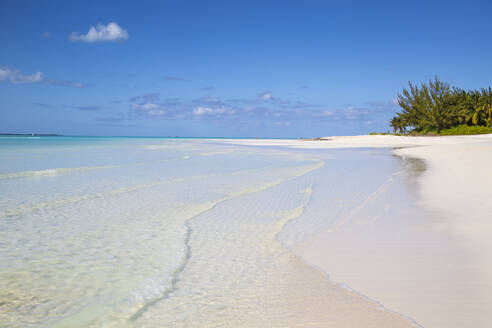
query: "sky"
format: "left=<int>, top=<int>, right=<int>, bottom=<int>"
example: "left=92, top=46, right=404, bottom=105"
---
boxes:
left=1, top=0, right=492, bottom=137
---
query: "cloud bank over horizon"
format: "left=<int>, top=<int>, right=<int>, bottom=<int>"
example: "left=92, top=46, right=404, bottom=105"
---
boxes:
left=115, top=90, right=397, bottom=131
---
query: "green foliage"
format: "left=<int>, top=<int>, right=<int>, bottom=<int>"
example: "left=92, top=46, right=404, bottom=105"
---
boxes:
left=370, top=126, right=492, bottom=137
left=438, top=125, right=492, bottom=135
left=472, top=104, right=492, bottom=126
left=391, top=77, right=492, bottom=134
left=369, top=132, right=404, bottom=136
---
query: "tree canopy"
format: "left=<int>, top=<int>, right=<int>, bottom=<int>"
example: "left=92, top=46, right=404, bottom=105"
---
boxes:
left=391, top=77, right=492, bottom=133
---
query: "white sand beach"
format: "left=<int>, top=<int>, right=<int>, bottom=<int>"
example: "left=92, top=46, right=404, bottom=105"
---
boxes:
left=221, top=134, right=492, bottom=327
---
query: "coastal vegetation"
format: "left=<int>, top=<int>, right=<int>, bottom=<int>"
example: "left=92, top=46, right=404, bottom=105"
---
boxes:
left=385, top=77, right=492, bottom=135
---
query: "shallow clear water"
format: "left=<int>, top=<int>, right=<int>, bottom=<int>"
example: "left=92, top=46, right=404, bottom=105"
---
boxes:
left=0, top=137, right=416, bottom=327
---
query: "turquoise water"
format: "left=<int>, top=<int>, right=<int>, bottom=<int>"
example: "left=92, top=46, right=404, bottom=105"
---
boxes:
left=0, top=136, right=414, bottom=327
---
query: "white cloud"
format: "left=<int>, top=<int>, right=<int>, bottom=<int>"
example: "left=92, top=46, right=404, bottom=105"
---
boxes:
left=132, top=103, right=159, bottom=111
left=192, top=106, right=214, bottom=115
left=141, top=103, right=158, bottom=110
left=0, top=66, right=85, bottom=88
left=70, top=22, right=129, bottom=43
left=258, top=91, right=273, bottom=100
left=0, top=66, right=44, bottom=83
left=192, top=106, right=234, bottom=116
left=148, top=109, right=166, bottom=116
left=343, top=106, right=368, bottom=120
left=274, top=121, right=292, bottom=126
left=131, top=103, right=167, bottom=117
left=314, top=110, right=334, bottom=117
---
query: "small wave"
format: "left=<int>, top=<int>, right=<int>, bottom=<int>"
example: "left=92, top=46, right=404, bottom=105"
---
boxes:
left=272, top=185, right=313, bottom=244
left=200, top=150, right=234, bottom=156
left=338, top=282, right=424, bottom=328
left=0, top=165, right=118, bottom=180
left=0, top=180, right=169, bottom=217
left=0, top=154, right=195, bottom=180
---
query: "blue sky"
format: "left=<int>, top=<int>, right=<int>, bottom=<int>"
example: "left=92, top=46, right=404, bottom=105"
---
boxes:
left=1, top=0, right=492, bottom=137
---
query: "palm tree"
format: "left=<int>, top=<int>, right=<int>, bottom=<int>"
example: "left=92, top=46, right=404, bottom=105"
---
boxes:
left=472, top=104, right=492, bottom=127
left=390, top=116, right=406, bottom=134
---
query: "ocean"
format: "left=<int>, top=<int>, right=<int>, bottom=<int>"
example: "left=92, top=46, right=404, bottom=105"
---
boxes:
left=1, top=136, right=423, bottom=327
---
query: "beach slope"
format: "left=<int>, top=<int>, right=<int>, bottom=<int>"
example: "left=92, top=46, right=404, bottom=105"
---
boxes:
left=222, top=134, right=492, bottom=327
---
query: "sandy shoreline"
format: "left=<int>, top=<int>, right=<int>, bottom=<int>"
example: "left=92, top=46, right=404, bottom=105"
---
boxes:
left=219, top=134, right=492, bottom=327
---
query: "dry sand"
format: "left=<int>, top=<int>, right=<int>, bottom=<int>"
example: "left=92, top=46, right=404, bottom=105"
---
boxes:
left=219, top=134, right=492, bottom=327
